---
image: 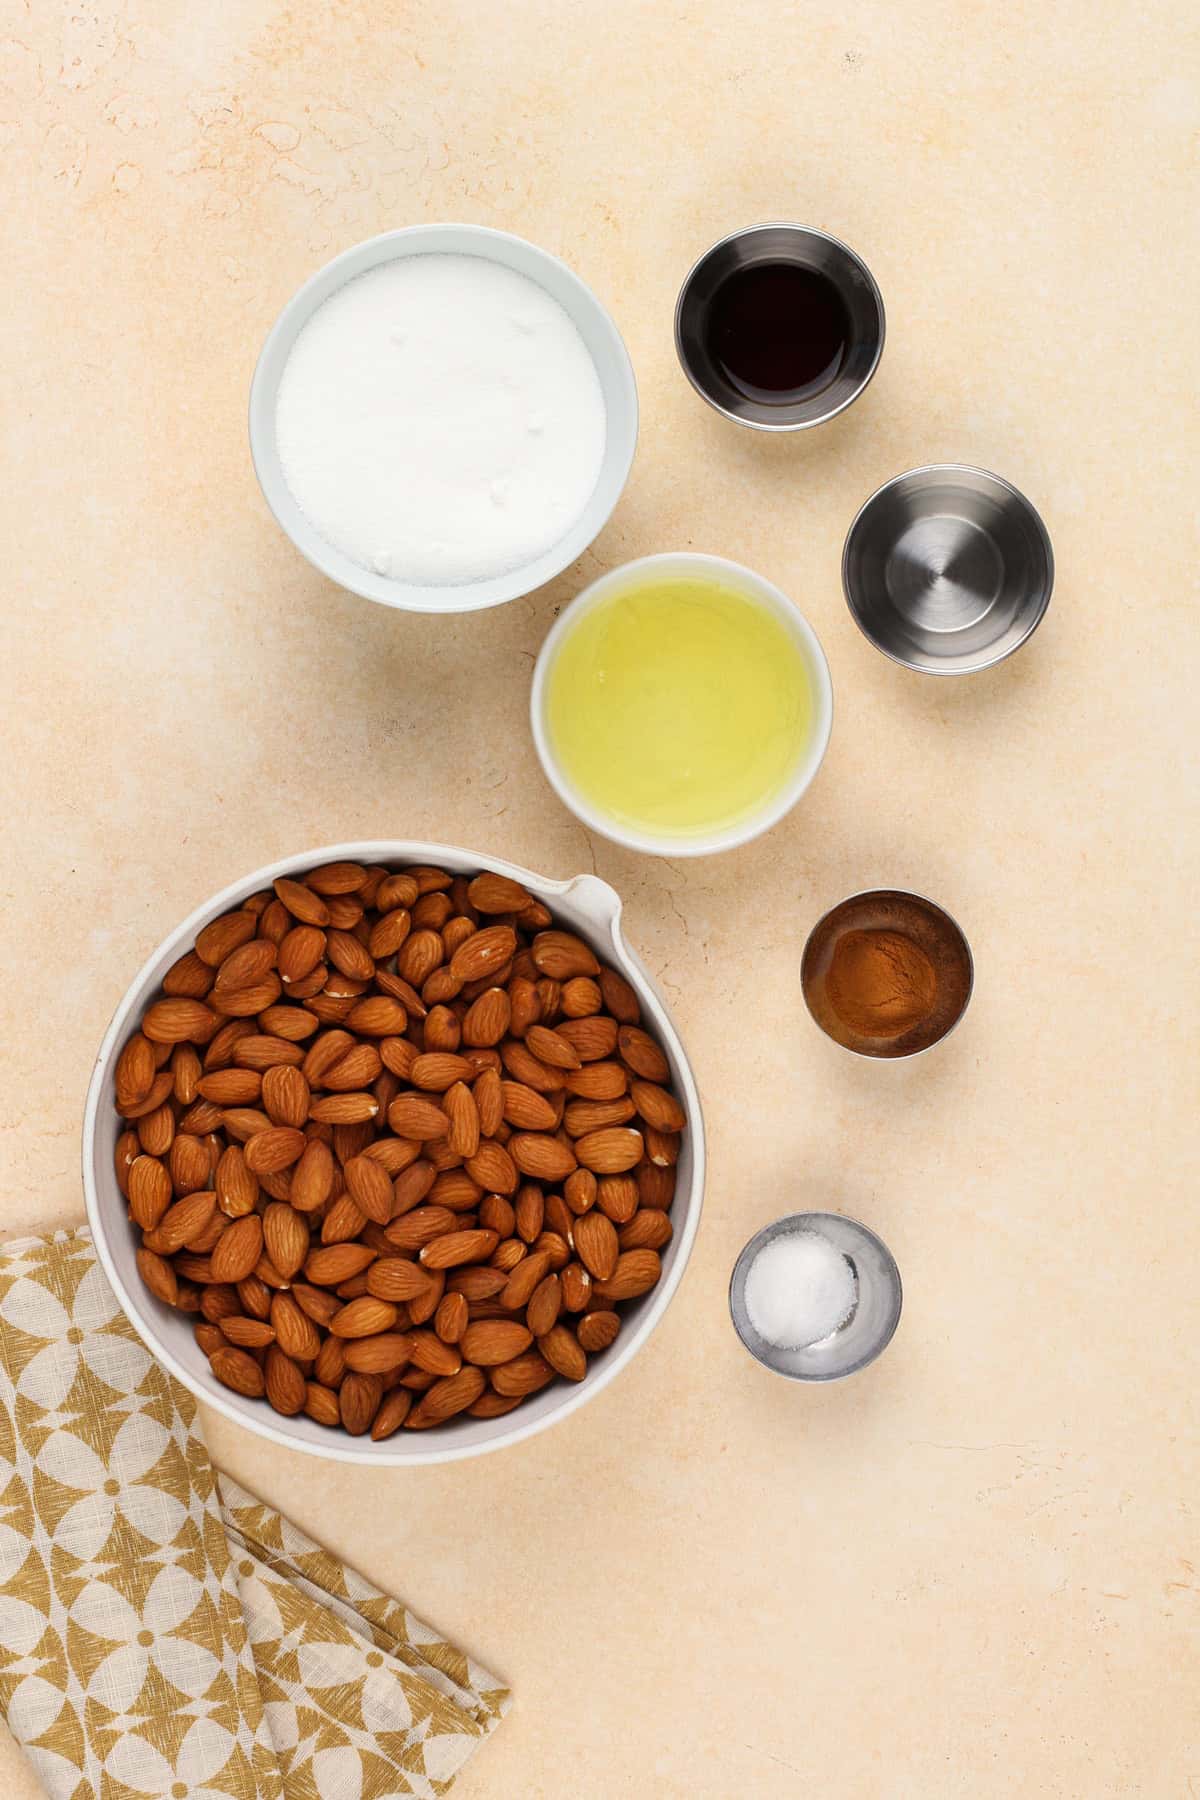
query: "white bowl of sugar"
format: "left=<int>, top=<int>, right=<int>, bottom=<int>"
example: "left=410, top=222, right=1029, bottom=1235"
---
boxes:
left=249, top=225, right=638, bottom=613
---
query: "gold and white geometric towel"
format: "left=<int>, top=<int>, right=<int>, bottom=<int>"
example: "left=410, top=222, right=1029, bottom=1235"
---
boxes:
left=0, top=1229, right=510, bottom=1799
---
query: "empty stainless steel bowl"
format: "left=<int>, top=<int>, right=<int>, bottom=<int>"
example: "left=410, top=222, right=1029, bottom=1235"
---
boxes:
left=842, top=464, right=1053, bottom=674
left=729, top=1212, right=902, bottom=1381
left=674, top=223, right=885, bottom=430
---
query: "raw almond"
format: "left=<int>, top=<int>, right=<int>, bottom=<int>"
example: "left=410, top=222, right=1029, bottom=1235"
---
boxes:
left=405, top=1365, right=487, bottom=1428
left=410, top=1052, right=475, bottom=1091
left=278, top=924, right=326, bottom=984
left=209, top=1346, right=266, bottom=1398
left=526, top=1273, right=561, bottom=1337
left=443, top=1082, right=480, bottom=1159
left=304, top=1242, right=377, bottom=1285
left=215, top=939, right=277, bottom=992
left=115, top=1033, right=156, bottom=1110
left=474, top=1065, right=504, bottom=1137
left=262, top=1203, right=309, bottom=1278
left=515, top=1185, right=545, bottom=1243
left=308, top=1092, right=379, bottom=1124
left=462, top=986, right=510, bottom=1046
left=210, top=1214, right=264, bottom=1284
left=435, top=1291, right=469, bottom=1344
left=594, top=1248, right=662, bottom=1301
left=524, top=1024, right=582, bottom=1071
left=343, top=1154, right=395, bottom=1225
left=272, top=1292, right=323, bottom=1359
left=467, top=872, right=530, bottom=913
left=574, top=1126, right=644, bottom=1174
left=621, top=1210, right=673, bottom=1251
left=573, top=1211, right=619, bottom=1281
left=385, top=1205, right=457, bottom=1252
left=330, top=1296, right=399, bottom=1338
left=273, top=877, right=330, bottom=926
left=557, top=1015, right=619, bottom=1061
left=387, top=1095, right=451, bottom=1140
left=618, top=1024, right=670, bottom=1083
left=499, top=1248, right=551, bottom=1311
left=560, top=1263, right=593, bottom=1312
left=210, top=976, right=282, bottom=1018
left=449, top=924, right=517, bottom=984
left=564, top=1096, right=636, bottom=1136
left=461, top=1319, right=533, bottom=1366
left=261, top=1064, right=310, bottom=1128
left=396, top=929, right=444, bottom=986
left=339, top=1372, right=382, bottom=1434
left=531, top=930, right=599, bottom=980
left=129, top=1156, right=172, bottom=1230
left=563, top=1061, right=627, bottom=1101
left=220, top=1315, right=276, bottom=1349
left=195, top=910, right=258, bottom=967
left=500, top=1081, right=559, bottom=1131
left=369, top=1388, right=413, bottom=1438
left=163, top=950, right=216, bottom=998
left=465, top=1140, right=518, bottom=1195
left=597, top=1174, right=639, bottom=1224
left=408, top=1331, right=462, bottom=1376
left=630, top=1080, right=686, bottom=1132
left=500, top=1038, right=564, bottom=1092
left=197, top=1068, right=262, bottom=1107
left=577, top=1309, right=621, bottom=1352
left=419, top=1229, right=499, bottom=1270
left=289, top=1139, right=334, bottom=1212
left=491, top=1350, right=554, bottom=1397
left=509, top=1132, right=577, bottom=1181
left=243, top=1126, right=307, bottom=1175
left=136, top=1248, right=178, bottom=1306
left=151, top=1189, right=217, bottom=1254
left=142, top=998, right=217, bottom=1044
left=344, top=1331, right=414, bottom=1373
left=537, top=1323, right=586, bottom=1382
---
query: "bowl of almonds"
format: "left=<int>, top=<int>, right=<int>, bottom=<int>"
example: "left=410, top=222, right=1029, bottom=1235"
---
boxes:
left=82, top=845, right=704, bottom=1463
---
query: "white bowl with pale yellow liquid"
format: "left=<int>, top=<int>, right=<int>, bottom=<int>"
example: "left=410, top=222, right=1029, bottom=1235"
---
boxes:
left=531, top=553, right=833, bottom=856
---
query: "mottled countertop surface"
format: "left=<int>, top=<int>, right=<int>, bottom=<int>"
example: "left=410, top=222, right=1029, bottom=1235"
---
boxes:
left=4, top=1, right=1198, bottom=1794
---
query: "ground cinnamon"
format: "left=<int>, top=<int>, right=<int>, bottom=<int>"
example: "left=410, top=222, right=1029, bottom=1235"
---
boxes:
left=824, top=927, right=938, bottom=1039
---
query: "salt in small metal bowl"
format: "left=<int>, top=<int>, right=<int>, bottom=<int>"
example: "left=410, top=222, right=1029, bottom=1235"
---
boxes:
left=674, top=222, right=885, bottom=431
left=729, top=1212, right=902, bottom=1381
left=841, top=464, right=1053, bottom=674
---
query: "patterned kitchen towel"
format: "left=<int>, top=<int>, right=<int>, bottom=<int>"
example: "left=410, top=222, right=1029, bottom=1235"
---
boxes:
left=0, top=1228, right=510, bottom=1800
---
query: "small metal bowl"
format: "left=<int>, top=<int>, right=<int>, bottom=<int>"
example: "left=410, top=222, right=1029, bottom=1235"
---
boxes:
left=730, top=1212, right=902, bottom=1381
left=801, top=888, right=973, bottom=1059
left=842, top=464, right=1053, bottom=674
left=674, top=223, right=885, bottom=431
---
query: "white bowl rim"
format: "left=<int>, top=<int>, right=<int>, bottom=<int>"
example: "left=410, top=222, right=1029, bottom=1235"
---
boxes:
left=530, top=551, right=835, bottom=857
left=82, top=841, right=705, bottom=1465
left=248, top=224, right=639, bottom=615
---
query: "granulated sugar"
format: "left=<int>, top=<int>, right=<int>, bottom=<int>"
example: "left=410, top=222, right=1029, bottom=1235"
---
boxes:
left=743, top=1229, right=857, bottom=1349
left=275, top=253, right=607, bottom=585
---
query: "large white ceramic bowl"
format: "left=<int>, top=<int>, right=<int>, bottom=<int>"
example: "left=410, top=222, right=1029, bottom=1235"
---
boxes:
left=249, top=225, right=638, bottom=614
left=82, top=844, right=704, bottom=1465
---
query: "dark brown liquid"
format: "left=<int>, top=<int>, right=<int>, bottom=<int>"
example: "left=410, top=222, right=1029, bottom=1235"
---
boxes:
left=704, top=262, right=850, bottom=405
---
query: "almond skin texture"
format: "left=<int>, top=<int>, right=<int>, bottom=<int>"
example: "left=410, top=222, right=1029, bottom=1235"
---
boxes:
left=243, top=1127, right=307, bottom=1175
left=574, top=1127, right=644, bottom=1174
left=210, top=1214, right=264, bottom=1285
left=537, top=1324, right=587, bottom=1382
left=578, top=1309, right=621, bottom=1352
left=573, top=1211, right=619, bottom=1281
left=262, top=1203, right=309, bottom=1279
left=509, top=1132, right=577, bottom=1181
left=449, top=924, right=517, bottom=984
left=116, top=861, right=684, bottom=1439
left=329, top=1297, right=399, bottom=1338
left=209, top=1346, right=266, bottom=1398
left=461, top=1319, right=533, bottom=1366
left=594, top=1248, right=662, bottom=1301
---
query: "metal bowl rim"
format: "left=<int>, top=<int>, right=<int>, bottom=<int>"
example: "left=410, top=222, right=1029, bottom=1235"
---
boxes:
left=800, top=885, right=975, bottom=1061
left=840, top=462, right=1055, bottom=674
left=673, top=221, right=886, bottom=433
left=728, top=1209, right=903, bottom=1381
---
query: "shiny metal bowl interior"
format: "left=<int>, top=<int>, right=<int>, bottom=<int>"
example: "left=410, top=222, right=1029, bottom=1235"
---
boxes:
left=729, top=1211, right=902, bottom=1381
left=842, top=464, right=1053, bottom=674
left=674, top=223, right=885, bottom=430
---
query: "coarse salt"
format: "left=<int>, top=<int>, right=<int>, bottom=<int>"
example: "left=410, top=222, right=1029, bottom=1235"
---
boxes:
left=743, top=1229, right=857, bottom=1350
left=275, top=252, right=607, bottom=586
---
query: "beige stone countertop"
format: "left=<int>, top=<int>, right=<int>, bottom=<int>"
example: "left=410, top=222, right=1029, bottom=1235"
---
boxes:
left=3, top=1, right=1198, bottom=1794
